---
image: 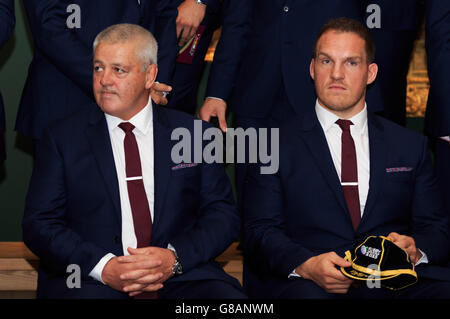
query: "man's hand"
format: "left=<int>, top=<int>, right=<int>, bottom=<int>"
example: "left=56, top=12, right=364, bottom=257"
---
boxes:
left=101, top=256, right=163, bottom=293
left=150, top=82, right=172, bottom=105
left=198, top=98, right=227, bottom=132
left=295, top=252, right=353, bottom=294
left=388, top=232, right=423, bottom=264
left=176, top=0, right=206, bottom=46
left=118, top=247, right=176, bottom=297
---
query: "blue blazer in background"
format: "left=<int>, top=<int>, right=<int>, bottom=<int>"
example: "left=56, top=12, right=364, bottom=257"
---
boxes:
left=243, top=112, right=450, bottom=297
left=364, top=0, right=424, bottom=126
left=230, top=0, right=365, bottom=119
left=16, top=0, right=178, bottom=139
left=22, top=104, right=241, bottom=298
left=0, top=0, right=15, bottom=161
left=425, top=0, right=450, bottom=138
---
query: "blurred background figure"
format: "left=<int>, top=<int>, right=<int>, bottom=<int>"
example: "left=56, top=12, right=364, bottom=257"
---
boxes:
left=424, top=0, right=450, bottom=219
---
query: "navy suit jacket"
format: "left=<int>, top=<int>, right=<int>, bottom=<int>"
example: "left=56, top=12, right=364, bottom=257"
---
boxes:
left=243, top=111, right=449, bottom=297
left=0, top=0, right=15, bottom=161
left=16, top=0, right=178, bottom=139
left=364, top=0, right=424, bottom=126
left=22, top=104, right=241, bottom=298
left=231, top=0, right=365, bottom=119
left=425, top=0, right=450, bottom=138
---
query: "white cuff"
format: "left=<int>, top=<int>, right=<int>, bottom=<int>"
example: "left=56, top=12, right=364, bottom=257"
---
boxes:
left=88, top=253, right=116, bottom=284
left=288, top=269, right=301, bottom=279
left=415, top=249, right=428, bottom=266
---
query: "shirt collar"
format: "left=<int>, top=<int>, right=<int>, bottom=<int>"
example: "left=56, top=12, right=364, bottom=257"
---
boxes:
left=105, top=97, right=153, bottom=135
left=315, top=99, right=368, bottom=135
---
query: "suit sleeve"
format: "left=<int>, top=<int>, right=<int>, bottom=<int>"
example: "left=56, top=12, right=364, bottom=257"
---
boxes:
left=0, top=0, right=15, bottom=47
left=204, top=0, right=252, bottom=101
left=425, top=0, right=450, bottom=137
left=242, top=163, right=315, bottom=277
left=23, top=0, right=94, bottom=96
left=149, top=0, right=178, bottom=84
left=411, top=137, right=449, bottom=264
left=22, top=127, right=110, bottom=279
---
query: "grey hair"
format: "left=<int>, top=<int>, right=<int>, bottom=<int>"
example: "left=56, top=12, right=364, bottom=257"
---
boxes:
left=93, top=23, right=158, bottom=72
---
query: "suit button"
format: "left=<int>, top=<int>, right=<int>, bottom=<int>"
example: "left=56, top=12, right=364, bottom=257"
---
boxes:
left=114, top=236, right=121, bottom=244
left=283, top=6, right=289, bottom=12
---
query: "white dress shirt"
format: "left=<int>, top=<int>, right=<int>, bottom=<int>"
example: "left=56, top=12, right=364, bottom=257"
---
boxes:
left=289, top=100, right=426, bottom=278
left=89, top=98, right=155, bottom=283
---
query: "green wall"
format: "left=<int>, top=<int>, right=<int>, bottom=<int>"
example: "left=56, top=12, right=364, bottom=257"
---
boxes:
left=0, top=2, right=425, bottom=241
left=0, top=1, right=33, bottom=241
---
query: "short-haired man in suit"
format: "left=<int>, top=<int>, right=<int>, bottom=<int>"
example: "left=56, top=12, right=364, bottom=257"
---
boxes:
left=243, top=17, right=450, bottom=299
left=0, top=0, right=15, bottom=162
left=22, top=24, right=246, bottom=299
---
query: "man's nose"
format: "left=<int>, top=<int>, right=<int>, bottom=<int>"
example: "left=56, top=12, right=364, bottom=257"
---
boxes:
left=331, top=63, right=344, bottom=80
left=99, top=69, right=113, bottom=86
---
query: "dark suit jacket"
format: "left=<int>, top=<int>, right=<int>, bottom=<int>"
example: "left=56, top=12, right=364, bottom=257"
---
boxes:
left=230, top=0, right=365, bottom=119
left=243, top=111, right=449, bottom=297
left=364, top=0, right=424, bottom=126
left=167, top=0, right=251, bottom=114
left=425, top=0, right=450, bottom=138
left=16, top=0, right=178, bottom=139
left=22, top=104, right=241, bottom=298
left=0, top=0, right=15, bottom=161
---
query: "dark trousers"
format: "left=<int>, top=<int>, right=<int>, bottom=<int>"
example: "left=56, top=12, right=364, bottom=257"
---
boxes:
left=234, top=82, right=298, bottom=210
left=158, top=279, right=247, bottom=299
left=277, top=277, right=450, bottom=299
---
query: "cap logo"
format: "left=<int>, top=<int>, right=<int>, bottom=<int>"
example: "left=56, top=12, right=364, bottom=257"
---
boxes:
left=360, top=245, right=381, bottom=259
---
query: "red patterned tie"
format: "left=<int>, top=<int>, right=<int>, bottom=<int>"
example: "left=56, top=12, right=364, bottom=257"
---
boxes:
left=119, top=122, right=156, bottom=299
left=336, top=119, right=361, bottom=230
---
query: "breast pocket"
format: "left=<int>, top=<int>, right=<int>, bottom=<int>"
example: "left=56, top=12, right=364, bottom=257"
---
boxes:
left=386, top=171, right=413, bottom=183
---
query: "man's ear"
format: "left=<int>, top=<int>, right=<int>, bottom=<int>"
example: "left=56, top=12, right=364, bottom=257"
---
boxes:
left=145, top=64, right=158, bottom=89
left=310, top=58, right=315, bottom=80
left=367, top=62, right=378, bottom=85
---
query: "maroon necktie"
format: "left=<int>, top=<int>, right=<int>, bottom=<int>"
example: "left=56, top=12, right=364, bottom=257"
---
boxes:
left=119, top=122, right=156, bottom=299
left=336, top=119, right=361, bottom=230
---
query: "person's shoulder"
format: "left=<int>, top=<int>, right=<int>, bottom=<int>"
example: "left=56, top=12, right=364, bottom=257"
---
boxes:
left=45, top=102, right=98, bottom=136
left=371, top=113, right=426, bottom=144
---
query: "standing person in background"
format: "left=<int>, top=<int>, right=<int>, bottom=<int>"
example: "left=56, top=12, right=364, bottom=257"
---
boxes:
left=363, top=0, right=424, bottom=126
left=167, top=0, right=251, bottom=135
left=424, top=0, right=450, bottom=219
left=15, top=0, right=178, bottom=141
left=0, top=0, right=15, bottom=161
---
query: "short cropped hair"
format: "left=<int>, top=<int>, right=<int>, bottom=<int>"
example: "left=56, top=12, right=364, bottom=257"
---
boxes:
left=93, top=23, right=158, bottom=72
left=313, top=17, right=376, bottom=64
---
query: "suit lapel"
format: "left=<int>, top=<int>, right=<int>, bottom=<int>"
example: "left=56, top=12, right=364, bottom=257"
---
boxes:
left=85, top=107, right=122, bottom=225
left=359, top=113, right=387, bottom=227
left=297, top=114, right=351, bottom=220
left=151, top=106, right=172, bottom=236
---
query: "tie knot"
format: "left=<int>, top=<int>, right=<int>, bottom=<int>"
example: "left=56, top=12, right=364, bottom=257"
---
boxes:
left=119, top=122, right=135, bottom=133
left=336, top=119, right=353, bottom=132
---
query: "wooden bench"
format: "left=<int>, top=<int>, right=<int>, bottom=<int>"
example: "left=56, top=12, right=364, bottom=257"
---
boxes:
left=0, top=242, right=242, bottom=299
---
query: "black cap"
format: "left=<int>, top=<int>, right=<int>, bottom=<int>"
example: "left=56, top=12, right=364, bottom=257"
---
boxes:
left=340, top=235, right=418, bottom=290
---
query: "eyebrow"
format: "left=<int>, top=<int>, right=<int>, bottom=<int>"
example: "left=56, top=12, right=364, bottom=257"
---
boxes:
left=316, top=52, right=363, bottom=61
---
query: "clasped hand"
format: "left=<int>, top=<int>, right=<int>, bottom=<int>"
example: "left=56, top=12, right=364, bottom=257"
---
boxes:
left=102, top=246, right=176, bottom=297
